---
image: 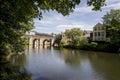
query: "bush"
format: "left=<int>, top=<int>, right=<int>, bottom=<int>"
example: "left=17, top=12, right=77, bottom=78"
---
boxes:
left=64, top=41, right=119, bottom=53
left=60, top=39, right=67, bottom=47
left=79, top=37, right=88, bottom=46
left=89, top=42, right=98, bottom=48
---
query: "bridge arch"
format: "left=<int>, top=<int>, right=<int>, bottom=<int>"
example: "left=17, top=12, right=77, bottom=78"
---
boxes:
left=43, top=39, right=52, bottom=47
left=33, top=38, right=40, bottom=48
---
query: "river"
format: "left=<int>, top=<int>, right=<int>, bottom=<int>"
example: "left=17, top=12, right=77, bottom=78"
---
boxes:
left=1, top=47, right=120, bottom=80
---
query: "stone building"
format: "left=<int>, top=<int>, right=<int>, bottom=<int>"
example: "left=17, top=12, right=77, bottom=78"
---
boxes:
left=93, top=23, right=106, bottom=41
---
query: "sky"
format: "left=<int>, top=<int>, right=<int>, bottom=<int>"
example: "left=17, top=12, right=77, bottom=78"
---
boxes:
left=33, top=0, right=120, bottom=34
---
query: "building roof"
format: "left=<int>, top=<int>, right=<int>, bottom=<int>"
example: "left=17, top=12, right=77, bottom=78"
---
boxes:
left=83, top=30, right=93, bottom=35
left=94, top=23, right=103, bottom=28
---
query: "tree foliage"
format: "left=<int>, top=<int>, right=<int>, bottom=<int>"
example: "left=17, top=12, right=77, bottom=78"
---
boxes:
left=60, top=39, right=67, bottom=47
left=53, top=34, right=62, bottom=46
left=0, top=0, right=36, bottom=55
left=0, top=0, right=106, bottom=55
left=87, top=0, right=106, bottom=10
left=66, top=28, right=83, bottom=46
left=102, top=9, right=120, bottom=48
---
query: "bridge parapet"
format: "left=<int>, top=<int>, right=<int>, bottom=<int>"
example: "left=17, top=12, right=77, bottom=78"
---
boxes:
left=27, top=32, right=55, bottom=48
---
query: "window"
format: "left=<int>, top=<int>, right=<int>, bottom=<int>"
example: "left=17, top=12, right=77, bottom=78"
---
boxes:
left=98, top=32, right=100, bottom=36
left=101, top=32, right=104, bottom=36
left=94, top=27, right=97, bottom=31
left=100, top=26, right=103, bottom=30
left=94, top=32, right=97, bottom=36
left=98, top=27, right=100, bottom=30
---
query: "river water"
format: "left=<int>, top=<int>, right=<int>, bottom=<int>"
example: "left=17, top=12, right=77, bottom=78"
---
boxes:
left=3, top=47, right=120, bottom=80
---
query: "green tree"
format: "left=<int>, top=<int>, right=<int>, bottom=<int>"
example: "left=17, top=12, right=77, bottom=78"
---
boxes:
left=0, top=0, right=106, bottom=56
left=79, top=37, right=88, bottom=46
left=102, top=9, right=120, bottom=50
left=66, top=28, right=83, bottom=46
left=60, top=39, right=67, bottom=47
left=53, top=34, right=62, bottom=47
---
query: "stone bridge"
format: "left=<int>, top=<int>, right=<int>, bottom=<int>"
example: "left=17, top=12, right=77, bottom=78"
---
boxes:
left=27, top=31, right=54, bottom=48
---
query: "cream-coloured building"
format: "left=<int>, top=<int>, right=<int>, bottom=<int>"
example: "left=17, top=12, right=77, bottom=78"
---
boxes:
left=93, top=23, right=106, bottom=41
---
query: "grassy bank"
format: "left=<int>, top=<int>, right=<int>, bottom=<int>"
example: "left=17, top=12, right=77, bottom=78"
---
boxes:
left=63, top=42, right=120, bottom=53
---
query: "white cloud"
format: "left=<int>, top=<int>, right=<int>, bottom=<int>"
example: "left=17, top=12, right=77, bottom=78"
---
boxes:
left=74, top=1, right=120, bottom=14
left=39, top=20, right=53, bottom=24
left=34, top=13, right=66, bottom=26
left=74, top=0, right=120, bottom=14
left=34, top=18, right=53, bottom=25
left=56, top=22, right=94, bottom=32
left=106, top=0, right=120, bottom=4
left=103, top=3, right=120, bottom=9
left=57, top=24, right=83, bottom=28
left=74, top=6, right=94, bottom=13
left=56, top=24, right=83, bottom=32
left=34, top=20, right=53, bottom=24
left=82, top=24, right=94, bottom=30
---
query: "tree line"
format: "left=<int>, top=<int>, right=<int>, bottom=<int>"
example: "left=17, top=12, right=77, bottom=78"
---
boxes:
left=58, top=9, right=120, bottom=53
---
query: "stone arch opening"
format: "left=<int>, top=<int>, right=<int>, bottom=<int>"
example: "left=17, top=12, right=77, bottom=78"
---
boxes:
left=33, top=38, right=40, bottom=48
left=43, top=39, right=51, bottom=47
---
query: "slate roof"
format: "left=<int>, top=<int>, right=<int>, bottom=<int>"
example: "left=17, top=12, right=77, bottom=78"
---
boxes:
left=94, top=23, right=103, bottom=28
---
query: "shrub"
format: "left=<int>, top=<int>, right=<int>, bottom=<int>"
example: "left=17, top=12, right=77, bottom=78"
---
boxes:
left=60, top=39, right=67, bottom=47
left=89, top=42, right=98, bottom=48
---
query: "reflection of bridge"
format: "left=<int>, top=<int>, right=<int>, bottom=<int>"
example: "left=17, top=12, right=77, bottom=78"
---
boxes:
left=27, top=31, right=54, bottom=48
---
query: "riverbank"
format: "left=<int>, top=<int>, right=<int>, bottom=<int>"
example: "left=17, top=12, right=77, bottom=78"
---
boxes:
left=63, top=43, right=120, bottom=53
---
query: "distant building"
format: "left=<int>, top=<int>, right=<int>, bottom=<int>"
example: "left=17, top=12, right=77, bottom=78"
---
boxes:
left=93, top=23, right=106, bottom=41
left=83, top=30, right=93, bottom=41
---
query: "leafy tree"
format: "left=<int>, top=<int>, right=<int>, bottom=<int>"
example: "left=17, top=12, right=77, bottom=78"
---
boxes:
left=102, top=9, right=120, bottom=49
left=66, top=28, right=83, bottom=46
left=53, top=34, right=62, bottom=46
left=60, top=39, right=67, bottom=47
left=79, top=37, right=88, bottom=46
left=87, top=0, right=106, bottom=10
left=0, top=0, right=106, bottom=56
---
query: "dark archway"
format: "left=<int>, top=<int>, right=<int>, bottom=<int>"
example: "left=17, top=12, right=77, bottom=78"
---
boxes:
left=43, top=39, right=51, bottom=48
left=33, top=38, right=40, bottom=48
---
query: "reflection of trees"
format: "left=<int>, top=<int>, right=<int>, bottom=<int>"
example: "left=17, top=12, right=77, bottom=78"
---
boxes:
left=61, top=49, right=81, bottom=67
left=0, top=54, right=31, bottom=80
left=88, top=53, right=120, bottom=80
left=11, top=54, right=26, bottom=67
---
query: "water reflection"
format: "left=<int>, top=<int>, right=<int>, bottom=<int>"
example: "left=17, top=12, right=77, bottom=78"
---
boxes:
left=60, top=49, right=102, bottom=80
left=0, top=54, right=31, bottom=80
left=88, top=52, right=120, bottom=80
left=25, top=48, right=120, bottom=80
left=1, top=48, right=120, bottom=80
left=60, top=49, right=81, bottom=67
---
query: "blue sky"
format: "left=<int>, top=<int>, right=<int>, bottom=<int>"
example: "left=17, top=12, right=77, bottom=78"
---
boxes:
left=33, top=0, right=120, bottom=34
